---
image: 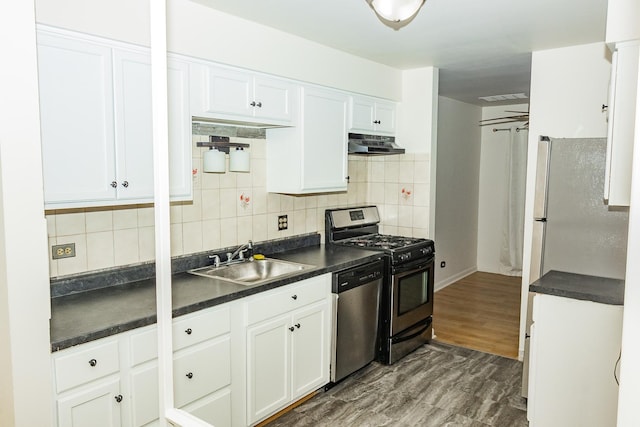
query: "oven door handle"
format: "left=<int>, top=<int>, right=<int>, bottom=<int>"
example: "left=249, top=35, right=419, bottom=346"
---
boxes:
left=391, top=317, right=432, bottom=344
left=392, top=258, right=433, bottom=275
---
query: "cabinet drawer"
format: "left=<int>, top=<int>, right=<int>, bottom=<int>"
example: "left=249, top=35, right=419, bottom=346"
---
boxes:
left=247, top=274, right=329, bottom=325
left=174, top=337, right=231, bottom=408
left=54, top=340, right=120, bottom=393
left=130, top=305, right=231, bottom=365
left=173, top=305, right=230, bottom=351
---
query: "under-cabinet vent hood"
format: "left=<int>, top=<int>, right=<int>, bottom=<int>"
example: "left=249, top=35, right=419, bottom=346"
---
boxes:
left=348, top=133, right=405, bottom=155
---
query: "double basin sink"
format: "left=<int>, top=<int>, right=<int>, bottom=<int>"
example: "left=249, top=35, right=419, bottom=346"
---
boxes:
left=189, top=258, right=315, bottom=286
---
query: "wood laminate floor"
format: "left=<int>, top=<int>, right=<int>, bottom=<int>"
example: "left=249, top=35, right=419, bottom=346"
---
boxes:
left=268, top=342, right=528, bottom=426
left=433, top=272, right=522, bottom=359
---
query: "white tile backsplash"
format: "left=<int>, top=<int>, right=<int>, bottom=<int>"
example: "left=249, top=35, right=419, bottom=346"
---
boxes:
left=45, top=135, right=432, bottom=277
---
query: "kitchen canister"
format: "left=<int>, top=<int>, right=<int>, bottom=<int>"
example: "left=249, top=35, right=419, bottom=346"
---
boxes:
left=203, top=147, right=226, bottom=173
left=229, top=147, right=250, bottom=172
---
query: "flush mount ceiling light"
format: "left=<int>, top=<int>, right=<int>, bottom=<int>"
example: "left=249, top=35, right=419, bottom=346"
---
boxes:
left=366, top=0, right=425, bottom=29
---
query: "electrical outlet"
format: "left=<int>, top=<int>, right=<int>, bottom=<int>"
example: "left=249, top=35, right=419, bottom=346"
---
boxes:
left=52, top=243, right=76, bottom=260
left=440, top=261, right=446, bottom=268
left=278, top=214, right=288, bottom=230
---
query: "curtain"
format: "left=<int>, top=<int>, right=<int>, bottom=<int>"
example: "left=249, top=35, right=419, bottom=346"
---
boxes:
left=500, top=126, right=528, bottom=276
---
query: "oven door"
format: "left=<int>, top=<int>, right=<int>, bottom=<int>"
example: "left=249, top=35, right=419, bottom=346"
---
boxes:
left=390, top=257, right=434, bottom=336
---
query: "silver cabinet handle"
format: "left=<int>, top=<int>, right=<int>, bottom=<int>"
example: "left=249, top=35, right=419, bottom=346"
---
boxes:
left=114, top=395, right=123, bottom=403
left=289, top=326, right=295, bottom=332
left=256, top=101, right=262, bottom=108
left=110, top=181, right=117, bottom=188
left=88, top=359, right=97, bottom=367
left=121, top=181, right=129, bottom=188
left=186, top=372, right=193, bottom=379
left=185, top=328, right=192, bottom=335
left=291, top=295, right=298, bottom=300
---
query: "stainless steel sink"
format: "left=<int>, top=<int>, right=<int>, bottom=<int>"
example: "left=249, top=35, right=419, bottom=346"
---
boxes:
left=188, top=258, right=315, bottom=286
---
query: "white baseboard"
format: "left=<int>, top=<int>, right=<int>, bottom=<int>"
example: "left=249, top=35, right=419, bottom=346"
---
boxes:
left=434, top=266, right=477, bottom=292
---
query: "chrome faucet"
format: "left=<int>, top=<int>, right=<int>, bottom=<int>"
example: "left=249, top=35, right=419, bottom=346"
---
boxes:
left=226, top=240, right=253, bottom=263
left=208, top=254, right=221, bottom=268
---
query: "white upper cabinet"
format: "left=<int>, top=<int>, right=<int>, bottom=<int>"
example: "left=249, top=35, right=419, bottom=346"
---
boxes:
left=38, top=32, right=117, bottom=205
left=604, top=41, right=639, bottom=207
left=266, top=86, right=349, bottom=194
left=37, top=27, right=192, bottom=209
left=112, top=49, right=155, bottom=201
left=606, top=0, right=640, bottom=44
left=349, top=95, right=396, bottom=135
left=191, top=62, right=295, bottom=126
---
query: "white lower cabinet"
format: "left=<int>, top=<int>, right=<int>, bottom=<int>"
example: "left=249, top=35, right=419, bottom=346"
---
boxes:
left=527, top=293, right=623, bottom=427
left=52, top=275, right=332, bottom=427
left=245, top=274, right=331, bottom=425
left=57, top=377, right=123, bottom=427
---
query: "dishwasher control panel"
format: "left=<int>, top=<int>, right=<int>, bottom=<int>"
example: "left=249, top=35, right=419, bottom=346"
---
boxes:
left=333, top=259, right=384, bottom=293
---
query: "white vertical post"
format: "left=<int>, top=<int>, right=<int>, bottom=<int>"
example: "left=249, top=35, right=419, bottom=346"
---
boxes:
left=149, top=1, right=213, bottom=425
left=149, top=1, right=175, bottom=426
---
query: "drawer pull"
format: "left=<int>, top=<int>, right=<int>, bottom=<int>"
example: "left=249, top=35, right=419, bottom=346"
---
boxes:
left=289, top=326, right=295, bottom=332
left=114, top=395, right=123, bottom=403
left=295, top=323, right=301, bottom=329
left=88, top=359, right=97, bottom=367
left=291, top=295, right=298, bottom=300
left=185, top=328, right=193, bottom=335
left=186, top=372, right=193, bottom=379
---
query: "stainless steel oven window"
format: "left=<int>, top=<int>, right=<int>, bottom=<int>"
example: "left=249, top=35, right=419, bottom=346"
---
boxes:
left=398, top=270, right=430, bottom=315
left=391, top=262, right=434, bottom=335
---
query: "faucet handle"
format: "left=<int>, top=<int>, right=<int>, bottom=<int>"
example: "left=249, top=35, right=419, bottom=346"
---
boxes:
left=208, top=254, right=221, bottom=267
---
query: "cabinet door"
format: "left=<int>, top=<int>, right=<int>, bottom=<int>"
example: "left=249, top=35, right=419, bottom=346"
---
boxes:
left=130, top=364, right=158, bottom=427
left=182, top=389, right=231, bottom=427
left=374, top=100, right=397, bottom=134
left=349, top=96, right=376, bottom=132
left=253, top=76, right=295, bottom=124
left=113, top=49, right=154, bottom=201
left=301, top=87, right=349, bottom=192
left=167, top=58, right=193, bottom=200
left=37, top=33, right=116, bottom=205
left=57, top=378, right=122, bottom=427
left=291, top=301, right=330, bottom=400
left=203, top=66, right=253, bottom=118
left=605, top=43, right=639, bottom=207
left=246, top=314, right=290, bottom=424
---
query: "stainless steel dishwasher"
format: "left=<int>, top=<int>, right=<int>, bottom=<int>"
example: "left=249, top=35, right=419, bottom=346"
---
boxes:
left=331, top=258, right=384, bottom=383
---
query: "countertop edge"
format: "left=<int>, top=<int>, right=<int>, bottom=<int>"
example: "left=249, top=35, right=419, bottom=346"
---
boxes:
left=529, top=270, right=625, bottom=306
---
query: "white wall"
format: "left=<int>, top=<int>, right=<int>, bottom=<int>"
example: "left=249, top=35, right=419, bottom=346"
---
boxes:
left=476, top=103, right=529, bottom=274
left=434, top=97, right=482, bottom=290
left=520, top=42, right=612, bottom=358
left=35, top=0, right=402, bottom=101
left=0, top=1, right=53, bottom=425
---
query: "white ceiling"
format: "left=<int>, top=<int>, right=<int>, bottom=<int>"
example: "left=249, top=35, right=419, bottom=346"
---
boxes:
left=193, top=0, right=609, bottom=106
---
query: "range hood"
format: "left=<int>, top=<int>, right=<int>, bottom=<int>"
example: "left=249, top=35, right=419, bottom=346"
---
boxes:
left=348, top=133, right=405, bottom=155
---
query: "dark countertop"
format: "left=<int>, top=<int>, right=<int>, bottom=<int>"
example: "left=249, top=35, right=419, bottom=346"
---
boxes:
left=529, top=270, right=625, bottom=305
left=50, top=244, right=382, bottom=351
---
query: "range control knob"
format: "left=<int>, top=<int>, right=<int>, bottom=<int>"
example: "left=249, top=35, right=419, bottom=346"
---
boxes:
left=398, top=253, right=411, bottom=262
left=420, top=247, right=432, bottom=255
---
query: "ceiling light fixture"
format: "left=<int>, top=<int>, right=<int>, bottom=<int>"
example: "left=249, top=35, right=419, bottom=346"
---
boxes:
left=367, top=0, right=425, bottom=28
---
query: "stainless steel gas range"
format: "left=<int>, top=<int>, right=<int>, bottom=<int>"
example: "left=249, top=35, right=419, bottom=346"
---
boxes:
left=325, top=206, right=435, bottom=364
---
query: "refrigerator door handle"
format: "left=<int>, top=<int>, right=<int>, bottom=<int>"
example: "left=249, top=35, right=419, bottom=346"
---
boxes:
left=534, top=217, right=547, bottom=222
